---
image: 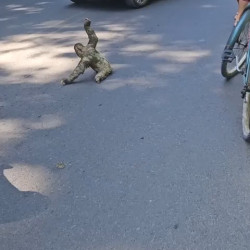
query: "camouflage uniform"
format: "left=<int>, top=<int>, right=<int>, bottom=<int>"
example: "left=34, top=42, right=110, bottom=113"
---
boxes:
left=61, top=19, right=112, bottom=85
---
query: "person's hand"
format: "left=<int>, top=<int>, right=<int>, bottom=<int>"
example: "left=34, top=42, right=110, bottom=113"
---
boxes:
left=234, top=12, right=240, bottom=26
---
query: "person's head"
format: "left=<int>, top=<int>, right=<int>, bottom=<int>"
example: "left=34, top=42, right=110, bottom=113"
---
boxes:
left=74, top=43, right=85, bottom=58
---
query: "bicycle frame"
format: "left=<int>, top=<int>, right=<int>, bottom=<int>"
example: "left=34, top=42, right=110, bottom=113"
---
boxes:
left=230, top=6, right=250, bottom=86
left=221, top=5, right=250, bottom=141
left=226, top=6, right=250, bottom=50
left=244, top=44, right=250, bottom=85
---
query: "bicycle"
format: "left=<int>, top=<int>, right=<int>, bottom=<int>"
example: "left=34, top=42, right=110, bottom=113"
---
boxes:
left=221, top=4, right=250, bottom=142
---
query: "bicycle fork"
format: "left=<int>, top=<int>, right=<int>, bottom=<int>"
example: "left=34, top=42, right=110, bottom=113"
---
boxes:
left=235, top=53, right=250, bottom=99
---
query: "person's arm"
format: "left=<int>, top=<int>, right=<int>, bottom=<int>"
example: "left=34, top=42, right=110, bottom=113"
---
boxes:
left=235, top=0, right=249, bottom=25
left=238, top=0, right=248, bottom=15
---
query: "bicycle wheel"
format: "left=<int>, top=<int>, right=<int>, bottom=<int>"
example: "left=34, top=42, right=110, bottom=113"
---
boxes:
left=221, top=22, right=250, bottom=79
left=242, top=91, right=250, bottom=141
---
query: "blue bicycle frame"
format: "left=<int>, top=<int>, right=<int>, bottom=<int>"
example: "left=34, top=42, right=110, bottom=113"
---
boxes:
left=230, top=6, right=250, bottom=85
left=221, top=5, right=250, bottom=141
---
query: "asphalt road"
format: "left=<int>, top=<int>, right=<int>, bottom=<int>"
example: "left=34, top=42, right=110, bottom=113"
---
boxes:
left=1, top=0, right=250, bottom=249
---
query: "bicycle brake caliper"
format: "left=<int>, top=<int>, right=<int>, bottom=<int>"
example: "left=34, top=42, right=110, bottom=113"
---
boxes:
left=222, top=49, right=235, bottom=63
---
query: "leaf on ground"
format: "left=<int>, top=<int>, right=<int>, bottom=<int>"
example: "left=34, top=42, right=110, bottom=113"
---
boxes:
left=56, top=162, right=65, bottom=169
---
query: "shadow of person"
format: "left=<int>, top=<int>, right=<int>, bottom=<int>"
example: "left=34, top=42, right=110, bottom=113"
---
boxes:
left=0, top=164, right=50, bottom=224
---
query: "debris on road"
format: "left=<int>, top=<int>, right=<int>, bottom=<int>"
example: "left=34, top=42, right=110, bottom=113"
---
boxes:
left=56, top=162, right=66, bottom=169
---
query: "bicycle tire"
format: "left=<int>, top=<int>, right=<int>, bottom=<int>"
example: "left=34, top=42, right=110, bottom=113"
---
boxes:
left=221, top=26, right=249, bottom=79
left=221, top=8, right=250, bottom=79
left=242, top=91, right=250, bottom=141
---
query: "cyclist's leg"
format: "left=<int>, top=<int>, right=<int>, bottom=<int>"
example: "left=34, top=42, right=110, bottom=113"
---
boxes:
left=235, top=0, right=249, bottom=26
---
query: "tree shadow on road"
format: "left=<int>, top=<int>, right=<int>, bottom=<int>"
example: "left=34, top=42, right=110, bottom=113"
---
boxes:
left=0, top=1, right=237, bottom=248
left=0, top=163, right=49, bottom=224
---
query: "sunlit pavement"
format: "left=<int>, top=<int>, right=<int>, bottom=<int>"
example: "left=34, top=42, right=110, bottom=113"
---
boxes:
left=1, top=0, right=250, bottom=249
